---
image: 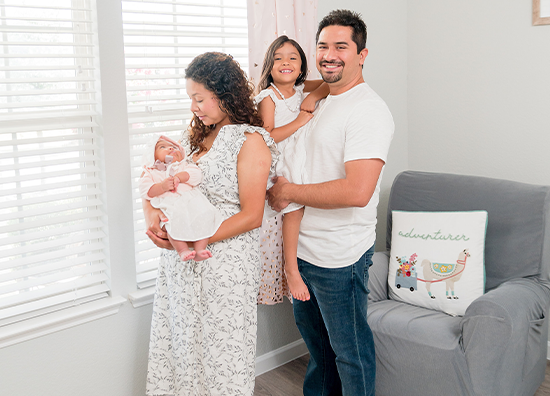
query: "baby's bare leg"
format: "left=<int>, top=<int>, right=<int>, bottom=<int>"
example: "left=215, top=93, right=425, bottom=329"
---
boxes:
left=193, top=238, right=212, bottom=261
left=168, top=234, right=196, bottom=261
left=283, top=207, right=310, bottom=301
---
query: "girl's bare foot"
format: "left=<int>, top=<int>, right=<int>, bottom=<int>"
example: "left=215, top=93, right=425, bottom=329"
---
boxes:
left=194, top=249, right=212, bottom=262
left=286, top=271, right=310, bottom=301
left=179, top=250, right=196, bottom=261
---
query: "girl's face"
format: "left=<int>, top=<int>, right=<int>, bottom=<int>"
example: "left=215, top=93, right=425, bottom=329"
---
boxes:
left=155, top=139, right=183, bottom=163
left=186, top=79, right=230, bottom=128
left=270, top=42, right=302, bottom=86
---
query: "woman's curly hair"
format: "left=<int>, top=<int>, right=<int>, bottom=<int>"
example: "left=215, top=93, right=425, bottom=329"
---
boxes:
left=185, top=52, right=263, bottom=155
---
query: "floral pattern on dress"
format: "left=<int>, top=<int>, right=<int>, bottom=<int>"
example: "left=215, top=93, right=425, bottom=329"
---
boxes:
left=146, top=124, right=278, bottom=396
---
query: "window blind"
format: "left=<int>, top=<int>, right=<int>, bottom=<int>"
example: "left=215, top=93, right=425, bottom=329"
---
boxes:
left=0, top=0, right=109, bottom=327
left=122, top=0, right=249, bottom=289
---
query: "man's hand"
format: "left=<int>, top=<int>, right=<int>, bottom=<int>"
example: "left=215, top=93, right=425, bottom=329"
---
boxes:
left=266, top=176, right=292, bottom=212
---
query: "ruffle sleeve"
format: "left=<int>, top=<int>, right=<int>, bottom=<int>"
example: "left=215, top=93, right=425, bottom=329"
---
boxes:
left=253, top=88, right=278, bottom=107
left=221, top=124, right=279, bottom=189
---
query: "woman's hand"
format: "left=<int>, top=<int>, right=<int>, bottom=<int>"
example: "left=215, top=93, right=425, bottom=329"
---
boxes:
left=143, top=199, right=173, bottom=249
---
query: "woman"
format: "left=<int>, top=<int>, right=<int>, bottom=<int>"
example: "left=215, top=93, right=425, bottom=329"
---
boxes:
left=143, top=52, right=277, bottom=395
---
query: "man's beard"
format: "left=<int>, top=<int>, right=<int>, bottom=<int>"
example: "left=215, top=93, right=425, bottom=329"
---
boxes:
left=319, top=61, right=344, bottom=83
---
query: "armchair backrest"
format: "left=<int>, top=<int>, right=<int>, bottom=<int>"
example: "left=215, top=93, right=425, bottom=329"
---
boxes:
left=386, top=171, right=550, bottom=291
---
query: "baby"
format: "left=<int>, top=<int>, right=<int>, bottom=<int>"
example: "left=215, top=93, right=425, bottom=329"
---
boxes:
left=139, top=135, right=222, bottom=261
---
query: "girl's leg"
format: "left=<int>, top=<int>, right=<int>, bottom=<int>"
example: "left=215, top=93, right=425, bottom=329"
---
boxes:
left=283, top=208, right=310, bottom=301
left=168, top=234, right=196, bottom=261
left=193, top=238, right=212, bottom=261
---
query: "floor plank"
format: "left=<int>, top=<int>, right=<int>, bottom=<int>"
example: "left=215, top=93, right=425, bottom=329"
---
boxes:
left=256, top=356, right=550, bottom=396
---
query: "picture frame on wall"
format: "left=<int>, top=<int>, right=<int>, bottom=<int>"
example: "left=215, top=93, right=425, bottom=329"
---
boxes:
left=533, top=0, right=550, bottom=25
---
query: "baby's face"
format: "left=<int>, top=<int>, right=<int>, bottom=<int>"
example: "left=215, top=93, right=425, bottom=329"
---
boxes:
left=155, top=140, right=183, bottom=163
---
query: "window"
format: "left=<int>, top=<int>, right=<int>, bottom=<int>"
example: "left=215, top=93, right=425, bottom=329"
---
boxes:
left=121, top=0, right=249, bottom=289
left=0, top=0, right=110, bottom=330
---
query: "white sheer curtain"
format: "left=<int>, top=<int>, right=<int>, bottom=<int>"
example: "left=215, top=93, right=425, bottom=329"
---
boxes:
left=246, top=0, right=319, bottom=88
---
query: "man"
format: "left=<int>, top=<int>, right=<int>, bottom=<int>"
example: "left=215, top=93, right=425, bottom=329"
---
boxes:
left=267, top=9, right=394, bottom=396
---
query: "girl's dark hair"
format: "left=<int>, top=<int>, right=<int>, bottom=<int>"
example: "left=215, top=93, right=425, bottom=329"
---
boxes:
left=256, top=35, right=308, bottom=94
left=316, top=9, right=367, bottom=54
left=184, top=52, right=263, bottom=154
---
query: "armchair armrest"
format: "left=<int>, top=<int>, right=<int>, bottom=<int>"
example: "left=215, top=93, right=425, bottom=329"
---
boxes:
left=368, top=251, right=390, bottom=303
left=461, top=278, right=550, bottom=396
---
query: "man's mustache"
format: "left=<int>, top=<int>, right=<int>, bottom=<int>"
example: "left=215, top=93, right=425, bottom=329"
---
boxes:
left=319, top=60, right=345, bottom=67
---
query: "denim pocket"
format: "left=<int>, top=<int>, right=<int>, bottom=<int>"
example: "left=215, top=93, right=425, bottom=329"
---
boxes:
left=363, top=248, right=374, bottom=295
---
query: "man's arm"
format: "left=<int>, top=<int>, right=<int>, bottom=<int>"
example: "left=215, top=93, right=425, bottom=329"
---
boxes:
left=267, top=158, right=385, bottom=211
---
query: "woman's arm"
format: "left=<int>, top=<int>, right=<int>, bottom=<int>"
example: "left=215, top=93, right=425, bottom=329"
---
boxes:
left=258, top=96, right=312, bottom=143
left=143, top=198, right=173, bottom=249
left=207, top=132, right=271, bottom=243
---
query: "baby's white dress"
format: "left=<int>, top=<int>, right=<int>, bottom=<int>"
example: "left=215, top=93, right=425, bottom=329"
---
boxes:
left=140, top=161, right=223, bottom=241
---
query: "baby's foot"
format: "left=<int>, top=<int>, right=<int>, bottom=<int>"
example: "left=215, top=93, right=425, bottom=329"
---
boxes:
left=179, top=250, right=196, bottom=261
left=286, top=271, right=310, bottom=301
left=194, top=249, right=213, bottom=262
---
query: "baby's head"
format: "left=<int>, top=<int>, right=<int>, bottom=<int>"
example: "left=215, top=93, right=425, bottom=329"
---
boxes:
left=142, top=135, right=185, bottom=169
left=154, top=138, right=184, bottom=163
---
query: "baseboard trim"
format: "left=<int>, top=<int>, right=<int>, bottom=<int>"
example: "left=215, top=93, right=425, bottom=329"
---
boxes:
left=255, top=339, right=308, bottom=377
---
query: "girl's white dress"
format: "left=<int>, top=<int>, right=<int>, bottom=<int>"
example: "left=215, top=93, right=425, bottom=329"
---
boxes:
left=146, top=125, right=278, bottom=396
left=140, top=161, right=223, bottom=241
left=254, top=85, right=307, bottom=304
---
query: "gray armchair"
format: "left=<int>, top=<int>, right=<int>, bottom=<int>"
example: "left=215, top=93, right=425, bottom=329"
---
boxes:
left=368, top=171, right=550, bottom=396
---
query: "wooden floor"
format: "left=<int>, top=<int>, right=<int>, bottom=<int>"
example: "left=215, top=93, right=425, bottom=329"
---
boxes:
left=255, top=357, right=550, bottom=396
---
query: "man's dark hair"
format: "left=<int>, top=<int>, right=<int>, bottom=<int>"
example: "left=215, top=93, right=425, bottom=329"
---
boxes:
left=316, top=9, right=367, bottom=54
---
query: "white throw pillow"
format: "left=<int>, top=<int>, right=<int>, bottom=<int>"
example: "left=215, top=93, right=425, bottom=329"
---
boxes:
left=388, top=210, right=488, bottom=316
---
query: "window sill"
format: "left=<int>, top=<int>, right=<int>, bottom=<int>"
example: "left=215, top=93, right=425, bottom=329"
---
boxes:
left=128, top=288, right=155, bottom=308
left=0, top=296, right=126, bottom=349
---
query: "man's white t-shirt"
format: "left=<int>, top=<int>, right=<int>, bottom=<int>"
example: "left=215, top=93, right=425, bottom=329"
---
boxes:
left=297, top=82, right=394, bottom=268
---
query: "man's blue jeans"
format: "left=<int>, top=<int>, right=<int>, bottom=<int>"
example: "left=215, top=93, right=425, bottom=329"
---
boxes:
left=293, top=246, right=375, bottom=396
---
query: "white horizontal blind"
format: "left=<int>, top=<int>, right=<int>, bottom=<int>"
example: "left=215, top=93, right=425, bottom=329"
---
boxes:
left=122, top=0, right=249, bottom=289
left=0, top=0, right=109, bottom=327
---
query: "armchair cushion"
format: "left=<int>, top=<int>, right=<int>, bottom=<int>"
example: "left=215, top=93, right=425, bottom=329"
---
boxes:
left=388, top=210, right=488, bottom=316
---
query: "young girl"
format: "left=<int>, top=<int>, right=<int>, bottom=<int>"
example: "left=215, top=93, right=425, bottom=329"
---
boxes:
left=256, top=36, right=329, bottom=302
left=139, top=134, right=223, bottom=261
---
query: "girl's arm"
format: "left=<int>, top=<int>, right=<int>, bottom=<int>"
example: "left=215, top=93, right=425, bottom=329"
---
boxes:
left=301, top=81, right=329, bottom=113
left=207, top=132, right=271, bottom=243
left=303, top=79, right=324, bottom=93
left=258, top=96, right=313, bottom=144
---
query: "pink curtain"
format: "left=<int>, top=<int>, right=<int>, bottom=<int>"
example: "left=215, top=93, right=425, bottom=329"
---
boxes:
left=246, top=0, right=320, bottom=89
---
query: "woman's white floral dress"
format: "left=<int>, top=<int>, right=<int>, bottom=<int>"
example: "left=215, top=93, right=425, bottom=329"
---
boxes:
left=146, top=125, right=278, bottom=396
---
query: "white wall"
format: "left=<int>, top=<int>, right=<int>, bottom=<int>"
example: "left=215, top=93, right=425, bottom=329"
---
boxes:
left=0, top=1, right=408, bottom=395
left=407, top=0, right=550, bottom=185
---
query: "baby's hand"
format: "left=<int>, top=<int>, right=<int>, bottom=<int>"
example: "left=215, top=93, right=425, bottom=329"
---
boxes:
left=173, top=175, right=180, bottom=190
left=160, top=176, right=176, bottom=192
left=296, top=110, right=314, bottom=127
